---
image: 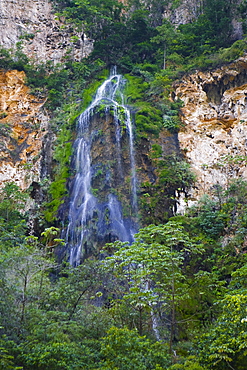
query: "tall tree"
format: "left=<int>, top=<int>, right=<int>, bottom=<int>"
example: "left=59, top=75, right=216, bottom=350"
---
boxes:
left=104, top=221, right=203, bottom=352
left=151, top=20, right=177, bottom=69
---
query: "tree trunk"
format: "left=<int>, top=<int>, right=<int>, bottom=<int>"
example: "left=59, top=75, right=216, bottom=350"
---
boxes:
left=163, top=43, right=166, bottom=70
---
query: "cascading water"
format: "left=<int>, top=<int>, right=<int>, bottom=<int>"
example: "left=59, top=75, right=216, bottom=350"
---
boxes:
left=66, top=68, right=138, bottom=266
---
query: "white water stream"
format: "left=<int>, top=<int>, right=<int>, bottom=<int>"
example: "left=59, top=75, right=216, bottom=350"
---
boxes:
left=66, top=69, right=138, bottom=266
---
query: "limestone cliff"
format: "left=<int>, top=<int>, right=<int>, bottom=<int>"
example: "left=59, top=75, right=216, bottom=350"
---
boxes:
left=164, top=0, right=243, bottom=40
left=174, top=55, right=247, bottom=207
left=0, top=0, right=93, bottom=63
left=0, top=69, right=50, bottom=190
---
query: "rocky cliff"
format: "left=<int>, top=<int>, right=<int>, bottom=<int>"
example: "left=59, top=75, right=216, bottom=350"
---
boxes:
left=0, top=0, right=93, bottom=63
left=174, top=55, right=247, bottom=208
left=164, top=0, right=243, bottom=40
left=0, top=69, right=50, bottom=190
left=1, top=0, right=247, bottom=214
left=2, top=60, right=247, bottom=213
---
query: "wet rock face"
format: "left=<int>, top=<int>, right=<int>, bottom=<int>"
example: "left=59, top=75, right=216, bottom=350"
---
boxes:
left=90, top=113, right=133, bottom=207
left=135, top=131, right=181, bottom=225
left=174, top=56, right=247, bottom=204
left=0, top=0, right=93, bottom=63
left=0, top=69, right=50, bottom=190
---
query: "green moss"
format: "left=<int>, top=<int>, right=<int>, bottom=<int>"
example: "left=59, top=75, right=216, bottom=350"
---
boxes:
left=124, top=74, right=165, bottom=137
left=43, top=69, right=112, bottom=223
left=135, top=104, right=163, bottom=136
left=124, top=74, right=148, bottom=102
left=44, top=120, right=73, bottom=222
left=150, top=144, right=162, bottom=159
left=81, top=69, right=109, bottom=110
left=44, top=180, right=67, bottom=222
left=91, top=188, right=99, bottom=197
left=95, top=169, right=103, bottom=177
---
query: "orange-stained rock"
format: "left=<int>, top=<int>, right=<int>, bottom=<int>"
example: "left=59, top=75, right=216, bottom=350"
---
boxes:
left=174, top=55, right=247, bottom=209
left=0, top=69, right=49, bottom=190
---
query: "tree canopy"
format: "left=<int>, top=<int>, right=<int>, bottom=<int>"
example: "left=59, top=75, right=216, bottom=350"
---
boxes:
left=1, top=0, right=247, bottom=369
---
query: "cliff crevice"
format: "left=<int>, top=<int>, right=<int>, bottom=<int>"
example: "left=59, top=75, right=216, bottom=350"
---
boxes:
left=0, top=70, right=50, bottom=190
left=174, top=55, right=247, bottom=207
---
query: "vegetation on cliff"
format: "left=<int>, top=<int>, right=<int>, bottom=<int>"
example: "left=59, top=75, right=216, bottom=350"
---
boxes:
left=1, top=0, right=247, bottom=369
left=1, top=176, right=247, bottom=369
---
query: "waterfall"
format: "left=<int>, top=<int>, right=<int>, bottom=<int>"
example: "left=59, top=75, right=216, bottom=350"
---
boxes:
left=66, top=69, right=138, bottom=266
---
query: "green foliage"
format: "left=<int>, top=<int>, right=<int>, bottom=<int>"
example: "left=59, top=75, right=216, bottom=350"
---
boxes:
left=17, top=341, right=99, bottom=370
left=0, top=45, right=28, bottom=71
left=0, top=333, right=21, bottom=370
left=99, top=327, right=170, bottom=369
left=0, top=182, right=27, bottom=222
left=198, top=292, right=247, bottom=369
left=124, top=74, right=148, bottom=102
left=55, top=0, right=158, bottom=67
left=140, top=155, right=195, bottom=225
left=1, top=177, right=247, bottom=369
left=0, top=183, right=28, bottom=250
left=168, top=357, right=208, bottom=370
left=124, top=71, right=180, bottom=138
left=217, top=39, right=247, bottom=62
left=44, top=123, right=73, bottom=222
left=1, top=1, right=247, bottom=369
left=151, top=19, right=177, bottom=69
left=81, top=69, right=109, bottom=109
left=176, top=0, right=233, bottom=58
left=157, top=155, right=196, bottom=189
left=162, top=115, right=181, bottom=132
left=19, top=33, right=35, bottom=41
left=104, top=222, right=203, bottom=349
left=191, top=195, right=226, bottom=240
left=44, top=67, right=117, bottom=222
left=150, top=144, right=162, bottom=158
left=135, top=104, right=163, bottom=136
left=0, top=42, right=102, bottom=110
left=188, top=178, right=247, bottom=245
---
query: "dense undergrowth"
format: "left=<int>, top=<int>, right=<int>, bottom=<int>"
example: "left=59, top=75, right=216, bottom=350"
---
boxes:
left=1, top=177, right=247, bottom=369
left=1, top=0, right=247, bottom=368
